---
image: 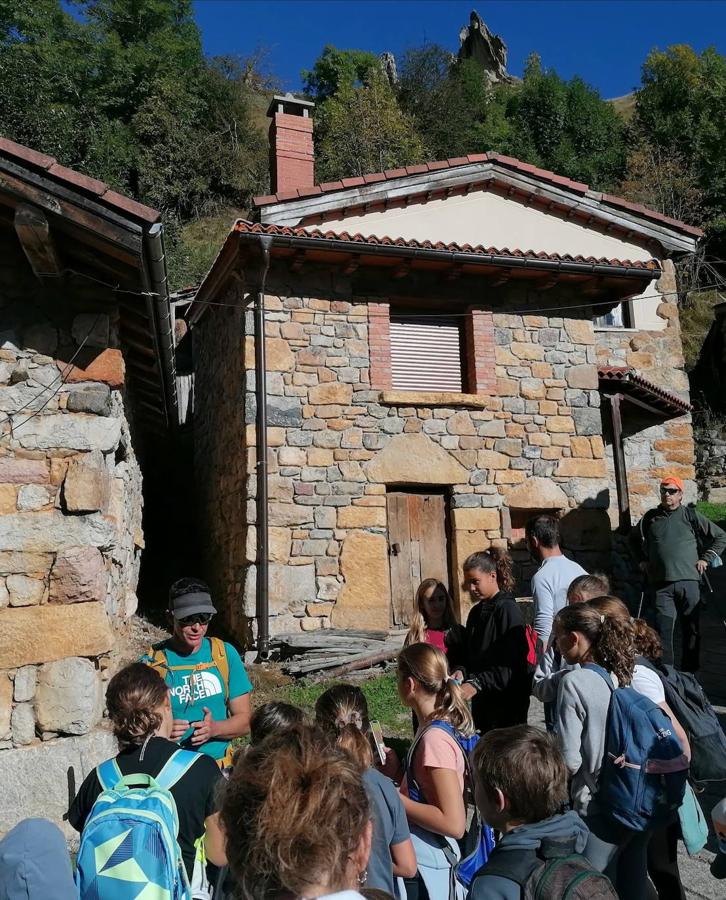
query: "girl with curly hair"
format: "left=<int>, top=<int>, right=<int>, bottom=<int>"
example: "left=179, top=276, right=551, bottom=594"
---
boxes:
left=68, top=663, right=225, bottom=887
left=553, top=596, right=663, bottom=900
left=453, top=548, right=531, bottom=733
left=221, top=724, right=373, bottom=899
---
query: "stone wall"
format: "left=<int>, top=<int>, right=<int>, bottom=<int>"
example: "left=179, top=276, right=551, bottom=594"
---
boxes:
left=194, top=274, right=617, bottom=642
left=693, top=412, right=726, bottom=503
left=192, top=286, right=249, bottom=641
left=595, top=261, right=696, bottom=521
left=0, top=242, right=143, bottom=833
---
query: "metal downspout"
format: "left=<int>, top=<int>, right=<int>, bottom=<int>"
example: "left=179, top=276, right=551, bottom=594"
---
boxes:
left=143, top=222, right=178, bottom=428
left=254, top=235, right=273, bottom=659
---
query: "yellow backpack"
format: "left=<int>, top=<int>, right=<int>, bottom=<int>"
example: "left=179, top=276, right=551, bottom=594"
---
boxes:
left=145, top=636, right=230, bottom=698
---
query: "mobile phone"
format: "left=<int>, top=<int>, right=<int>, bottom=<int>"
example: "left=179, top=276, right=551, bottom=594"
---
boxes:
left=370, top=720, right=387, bottom=766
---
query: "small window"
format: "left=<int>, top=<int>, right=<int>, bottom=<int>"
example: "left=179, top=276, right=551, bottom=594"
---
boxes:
left=389, top=314, right=464, bottom=391
left=593, top=301, right=633, bottom=328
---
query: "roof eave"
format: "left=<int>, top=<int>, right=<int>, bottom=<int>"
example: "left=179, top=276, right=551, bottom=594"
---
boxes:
left=257, top=163, right=699, bottom=255
left=187, top=225, right=659, bottom=325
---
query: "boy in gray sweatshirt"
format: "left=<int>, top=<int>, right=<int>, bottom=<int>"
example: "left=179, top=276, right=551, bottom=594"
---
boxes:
left=467, top=725, right=612, bottom=900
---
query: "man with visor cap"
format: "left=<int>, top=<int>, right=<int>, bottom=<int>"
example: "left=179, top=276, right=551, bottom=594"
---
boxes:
left=631, top=475, right=726, bottom=671
left=142, top=577, right=252, bottom=768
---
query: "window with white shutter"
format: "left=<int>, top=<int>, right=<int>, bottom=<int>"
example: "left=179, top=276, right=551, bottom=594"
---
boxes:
left=389, top=315, right=464, bottom=392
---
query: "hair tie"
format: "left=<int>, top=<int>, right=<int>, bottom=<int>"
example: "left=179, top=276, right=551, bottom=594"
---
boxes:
left=600, top=614, right=605, bottom=624
left=447, top=675, right=462, bottom=686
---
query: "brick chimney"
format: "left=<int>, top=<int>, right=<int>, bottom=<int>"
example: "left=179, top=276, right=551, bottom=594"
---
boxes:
left=267, top=94, right=315, bottom=194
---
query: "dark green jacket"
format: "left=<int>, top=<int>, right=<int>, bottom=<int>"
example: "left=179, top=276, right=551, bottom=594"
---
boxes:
left=631, top=505, right=726, bottom=584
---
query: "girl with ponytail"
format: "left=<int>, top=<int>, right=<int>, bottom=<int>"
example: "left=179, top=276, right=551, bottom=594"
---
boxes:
left=395, top=643, right=475, bottom=900
left=454, top=548, right=531, bottom=734
left=554, top=597, right=658, bottom=900
left=315, top=685, right=416, bottom=896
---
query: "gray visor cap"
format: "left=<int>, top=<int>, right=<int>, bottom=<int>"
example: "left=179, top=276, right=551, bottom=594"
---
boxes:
left=170, top=591, right=217, bottom=619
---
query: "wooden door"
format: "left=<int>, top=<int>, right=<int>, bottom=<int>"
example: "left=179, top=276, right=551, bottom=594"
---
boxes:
left=386, top=491, right=449, bottom=626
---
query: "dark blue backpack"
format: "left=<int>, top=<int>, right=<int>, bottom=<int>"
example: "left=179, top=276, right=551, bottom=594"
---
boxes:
left=585, top=663, right=688, bottom=831
left=405, top=719, right=495, bottom=889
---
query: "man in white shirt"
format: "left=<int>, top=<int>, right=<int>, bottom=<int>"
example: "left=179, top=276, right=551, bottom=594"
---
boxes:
left=526, top=514, right=587, bottom=730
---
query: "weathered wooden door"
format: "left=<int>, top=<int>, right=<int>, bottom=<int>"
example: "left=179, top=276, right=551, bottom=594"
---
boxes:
left=386, top=491, right=449, bottom=627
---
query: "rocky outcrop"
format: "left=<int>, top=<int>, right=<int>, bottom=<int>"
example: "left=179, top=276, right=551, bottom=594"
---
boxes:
left=380, top=51, right=397, bottom=86
left=458, top=10, right=515, bottom=84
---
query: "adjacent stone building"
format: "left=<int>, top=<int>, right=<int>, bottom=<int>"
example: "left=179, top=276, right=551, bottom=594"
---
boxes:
left=0, top=137, right=176, bottom=833
left=187, top=98, right=701, bottom=644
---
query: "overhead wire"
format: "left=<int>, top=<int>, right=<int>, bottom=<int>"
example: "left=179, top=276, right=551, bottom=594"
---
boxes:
left=30, top=255, right=726, bottom=324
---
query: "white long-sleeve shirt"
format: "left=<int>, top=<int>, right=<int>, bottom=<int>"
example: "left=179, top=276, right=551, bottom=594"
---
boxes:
left=531, top=554, right=587, bottom=645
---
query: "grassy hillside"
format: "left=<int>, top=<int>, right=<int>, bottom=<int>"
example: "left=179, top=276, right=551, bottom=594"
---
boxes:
left=608, top=92, right=637, bottom=122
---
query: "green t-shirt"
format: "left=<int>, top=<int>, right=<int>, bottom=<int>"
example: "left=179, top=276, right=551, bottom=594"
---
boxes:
left=141, top=638, right=252, bottom=761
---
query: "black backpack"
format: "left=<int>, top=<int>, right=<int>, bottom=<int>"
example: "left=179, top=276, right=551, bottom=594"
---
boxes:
left=472, top=836, right=617, bottom=900
left=638, top=657, right=726, bottom=783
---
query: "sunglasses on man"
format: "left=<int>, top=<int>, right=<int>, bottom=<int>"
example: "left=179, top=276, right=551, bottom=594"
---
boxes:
left=660, top=487, right=680, bottom=495
left=178, top=612, right=213, bottom=626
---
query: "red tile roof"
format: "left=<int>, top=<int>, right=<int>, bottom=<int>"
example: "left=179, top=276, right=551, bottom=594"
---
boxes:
left=232, top=220, right=661, bottom=271
left=598, top=366, right=691, bottom=413
left=0, top=135, right=160, bottom=224
left=253, top=152, right=702, bottom=238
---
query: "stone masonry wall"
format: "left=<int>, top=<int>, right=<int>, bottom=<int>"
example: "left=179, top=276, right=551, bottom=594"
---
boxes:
left=193, top=286, right=249, bottom=641
left=192, top=275, right=614, bottom=643
left=594, top=261, right=695, bottom=606
left=595, top=261, right=696, bottom=521
left=0, top=244, right=143, bottom=833
left=694, top=413, right=726, bottom=503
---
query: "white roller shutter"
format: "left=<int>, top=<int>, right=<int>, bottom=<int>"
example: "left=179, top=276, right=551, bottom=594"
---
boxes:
left=390, top=316, right=464, bottom=392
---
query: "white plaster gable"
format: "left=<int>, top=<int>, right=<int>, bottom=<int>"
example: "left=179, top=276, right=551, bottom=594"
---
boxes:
left=320, top=189, right=656, bottom=264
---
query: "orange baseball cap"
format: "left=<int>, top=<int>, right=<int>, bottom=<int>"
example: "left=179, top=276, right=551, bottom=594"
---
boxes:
left=660, top=475, right=684, bottom=491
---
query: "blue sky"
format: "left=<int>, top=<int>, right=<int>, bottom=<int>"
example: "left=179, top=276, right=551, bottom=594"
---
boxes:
left=193, top=0, right=726, bottom=99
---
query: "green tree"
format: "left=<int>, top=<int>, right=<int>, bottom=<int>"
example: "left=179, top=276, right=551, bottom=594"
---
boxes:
left=636, top=45, right=726, bottom=229
left=302, top=44, right=381, bottom=101
left=398, top=48, right=498, bottom=160
left=505, top=54, right=627, bottom=189
left=0, top=0, right=268, bottom=286
left=315, top=66, right=425, bottom=182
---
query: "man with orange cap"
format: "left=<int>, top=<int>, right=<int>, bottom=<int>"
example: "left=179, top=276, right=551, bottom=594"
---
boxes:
left=632, top=475, right=726, bottom=671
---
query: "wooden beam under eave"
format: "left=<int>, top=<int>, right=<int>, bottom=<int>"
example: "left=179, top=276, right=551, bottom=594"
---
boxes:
left=14, top=204, right=63, bottom=280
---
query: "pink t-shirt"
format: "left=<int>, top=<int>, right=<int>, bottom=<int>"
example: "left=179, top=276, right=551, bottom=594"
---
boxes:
left=425, top=628, right=447, bottom=654
left=401, top=725, right=466, bottom=798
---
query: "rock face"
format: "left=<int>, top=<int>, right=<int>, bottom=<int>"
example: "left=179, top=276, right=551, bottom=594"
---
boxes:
left=35, top=657, right=103, bottom=735
left=458, top=10, right=514, bottom=84
left=380, top=51, right=398, bottom=85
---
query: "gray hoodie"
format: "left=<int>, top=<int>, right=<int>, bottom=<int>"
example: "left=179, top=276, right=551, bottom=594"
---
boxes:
left=467, top=811, right=590, bottom=900
left=0, top=818, right=76, bottom=900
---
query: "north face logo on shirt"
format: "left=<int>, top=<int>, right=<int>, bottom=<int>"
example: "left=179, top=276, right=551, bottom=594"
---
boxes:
left=171, top=671, right=224, bottom=704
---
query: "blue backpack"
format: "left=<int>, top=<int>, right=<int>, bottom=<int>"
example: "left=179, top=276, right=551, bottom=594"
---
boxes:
left=406, top=720, right=495, bottom=890
left=76, top=749, right=199, bottom=900
left=585, top=663, right=688, bottom=831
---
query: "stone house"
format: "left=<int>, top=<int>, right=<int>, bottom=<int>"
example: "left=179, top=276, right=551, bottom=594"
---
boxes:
left=187, top=97, right=701, bottom=648
left=0, top=136, right=176, bottom=833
